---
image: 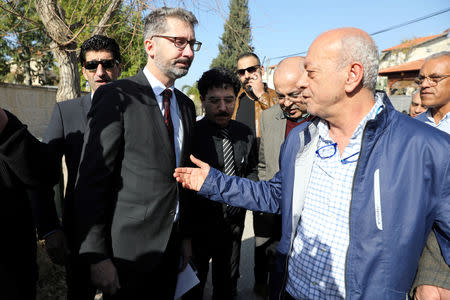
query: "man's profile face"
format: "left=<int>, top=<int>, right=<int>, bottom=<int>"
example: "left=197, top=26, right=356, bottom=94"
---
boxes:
left=82, top=50, right=121, bottom=93
left=419, top=57, right=450, bottom=110
left=237, top=56, right=263, bottom=88
left=409, top=93, right=427, bottom=118
left=152, top=17, right=196, bottom=80
left=202, top=84, right=236, bottom=128
left=297, top=37, right=345, bottom=119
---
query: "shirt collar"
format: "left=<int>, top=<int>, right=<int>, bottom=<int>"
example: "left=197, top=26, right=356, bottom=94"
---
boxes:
left=143, top=67, right=174, bottom=96
left=425, top=108, right=450, bottom=125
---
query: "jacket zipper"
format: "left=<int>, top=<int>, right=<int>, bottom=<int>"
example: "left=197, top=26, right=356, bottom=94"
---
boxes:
left=345, top=123, right=369, bottom=296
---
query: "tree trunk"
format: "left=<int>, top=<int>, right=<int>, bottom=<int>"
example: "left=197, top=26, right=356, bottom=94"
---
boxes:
left=52, top=42, right=80, bottom=101
left=35, top=0, right=80, bottom=101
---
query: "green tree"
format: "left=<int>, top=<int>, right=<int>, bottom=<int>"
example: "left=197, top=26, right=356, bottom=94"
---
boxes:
left=210, top=0, right=253, bottom=72
left=182, top=82, right=202, bottom=116
left=0, top=0, right=145, bottom=101
left=0, top=1, right=55, bottom=85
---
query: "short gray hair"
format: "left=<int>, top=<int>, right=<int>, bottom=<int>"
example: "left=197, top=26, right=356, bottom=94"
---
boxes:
left=337, top=35, right=379, bottom=92
left=425, top=51, right=450, bottom=63
left=143, top=7, right=198, bottom=40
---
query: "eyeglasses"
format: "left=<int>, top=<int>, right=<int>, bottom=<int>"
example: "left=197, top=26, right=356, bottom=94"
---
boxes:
left=237, top=65, right=260, bottom=76
left=84, top=59, right=118, bottom=72
left=151, top=35, right=202, bottom=52
left=316, top=143, right=360, bottom=164
left=414, top=74, right=450, bottom=86
left=277, top=91, right=302, bottom=102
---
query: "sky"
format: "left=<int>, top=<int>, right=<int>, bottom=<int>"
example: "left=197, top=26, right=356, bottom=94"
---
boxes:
left=151, top=0, right=450, bottom=90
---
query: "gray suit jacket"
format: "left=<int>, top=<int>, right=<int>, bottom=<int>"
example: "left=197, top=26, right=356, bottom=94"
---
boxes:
left=258, top=104, right=286, bottom=181
left=75, top=70, right=196, bottom=271
left=30, top=94, right=91, bottom=241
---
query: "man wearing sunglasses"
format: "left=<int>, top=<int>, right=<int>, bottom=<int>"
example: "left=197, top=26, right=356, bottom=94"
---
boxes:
left=233, top=52, right=278, bottom=139
left=411, top=51, right=450, bottom=300
left=174, top=28, right=450, bottom=299
left=74, top=7, right=199, bottom=299
left=28, top=35, right=122, bottom=300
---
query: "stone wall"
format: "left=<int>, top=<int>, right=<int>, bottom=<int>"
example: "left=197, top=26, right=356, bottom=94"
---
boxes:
left=0, top=82, right=57, bottom=139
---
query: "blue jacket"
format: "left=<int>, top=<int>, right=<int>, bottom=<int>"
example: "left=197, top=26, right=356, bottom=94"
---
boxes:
left=198, top=92, right=450, bottom=299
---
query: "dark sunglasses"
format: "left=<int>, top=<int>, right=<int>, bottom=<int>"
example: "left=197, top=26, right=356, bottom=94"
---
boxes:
left=84, top=59, right=118, bottom=72
left=237, top=65, right=260, bottom=76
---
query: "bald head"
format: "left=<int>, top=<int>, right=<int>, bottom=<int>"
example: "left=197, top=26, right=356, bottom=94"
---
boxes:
left=314, top=28, right=379, bottom=92
left=273, top=56, right=307, bottom=119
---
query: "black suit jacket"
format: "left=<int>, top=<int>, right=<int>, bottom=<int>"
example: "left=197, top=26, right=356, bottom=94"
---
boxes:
left=0, top=110, right=59, bottom=298
left=189, top=118, right=258, bottom=234
left=29, top=94, right=91, bottom=242
left=75, top=70, right=196, bottom=271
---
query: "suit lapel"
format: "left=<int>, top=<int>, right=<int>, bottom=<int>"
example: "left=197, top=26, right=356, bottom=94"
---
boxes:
left=134, top=70, right=176, bottom=164
left=80, top=93, right=92, bottom=129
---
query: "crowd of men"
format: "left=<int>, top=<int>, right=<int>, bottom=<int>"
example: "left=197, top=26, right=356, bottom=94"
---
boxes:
left=0, top=6, right=449, bottom=300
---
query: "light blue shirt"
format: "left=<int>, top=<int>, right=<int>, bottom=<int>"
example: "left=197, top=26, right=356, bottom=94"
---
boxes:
left=143, top=67, right=183, bottom=221
left=286, top=95, right=384, bottom=299
left=418, top=109, right=450, bottom=134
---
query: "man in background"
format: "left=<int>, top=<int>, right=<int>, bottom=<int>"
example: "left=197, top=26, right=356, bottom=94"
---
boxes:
left=233, top=52, right=277, bottom=295
left=254, top=56, right=313, bottom=297
left=412, top=51, right=450, bottom=300
left=184, top=67, right=258, bottom=299
left=29, top=35, right=122, bottom=300
left=409, top=91, right=427, bottom=118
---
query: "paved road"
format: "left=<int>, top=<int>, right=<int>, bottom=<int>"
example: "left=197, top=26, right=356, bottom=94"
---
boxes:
left=203, top=211, right=265, bottom=300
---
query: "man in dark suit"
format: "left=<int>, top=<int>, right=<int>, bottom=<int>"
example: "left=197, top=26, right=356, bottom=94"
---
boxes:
left=183, top=67, right=258, bottom=300
left=0, top=108, right=59, bottom=300
left=74, top=7, right=200, bottom=299
left=29, top=35, right=122, bottom=300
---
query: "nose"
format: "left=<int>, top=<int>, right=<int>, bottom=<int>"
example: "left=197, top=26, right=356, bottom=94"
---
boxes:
left=296, top=71, right=308, bottom=90
left=218, top=100, right=227, bottom=111
left=420, top=77, right=431, bottom=88
left=284, top=98, right=293, bottom=107
left=182, top=43, right=194, bottom=58
left=95, top=63, right=107, bottom=77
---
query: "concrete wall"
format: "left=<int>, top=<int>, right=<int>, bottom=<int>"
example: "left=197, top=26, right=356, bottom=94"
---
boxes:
left=0, top=82, right=58, bottom=139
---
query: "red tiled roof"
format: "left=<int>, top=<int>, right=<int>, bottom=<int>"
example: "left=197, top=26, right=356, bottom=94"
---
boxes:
left=378, top=59, right=425, bottom=75
left=382, top=29, right=448, bottom=52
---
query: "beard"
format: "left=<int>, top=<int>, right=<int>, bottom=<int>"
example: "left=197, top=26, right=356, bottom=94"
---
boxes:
left=154, top=55, right=192, bottom=80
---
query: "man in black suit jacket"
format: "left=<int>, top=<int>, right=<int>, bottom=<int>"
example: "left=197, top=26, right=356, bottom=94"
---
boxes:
left=0, top=108, right=59, bottom=300
left=29, top=35, right=122, bottom=300
left=183, top=68, right=258, bottom=300
left=74, top=7, right=200, bottom=299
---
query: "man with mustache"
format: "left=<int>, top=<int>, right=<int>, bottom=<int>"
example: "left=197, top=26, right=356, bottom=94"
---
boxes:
left=412, top=51, right=450, bottom=300
left=254, top=56, right=314, bottom=297
left=183, top=67, right=258, bottom=300
left=233, top=52, right=278, bottom=139
left=28, top=35, right=122, bottom=300
left=74, top=7, right=199, bottom=299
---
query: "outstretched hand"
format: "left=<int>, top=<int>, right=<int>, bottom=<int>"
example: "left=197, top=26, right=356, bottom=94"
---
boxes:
left=174, top=155, right=210, bottom=191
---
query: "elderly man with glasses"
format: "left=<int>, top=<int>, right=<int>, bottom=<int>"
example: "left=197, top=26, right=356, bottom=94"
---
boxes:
left=28, top=34, right=122, bottom=300
left=73, top=7, right=199, bottom=299
left=411, top=51, right=450, bottom=300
